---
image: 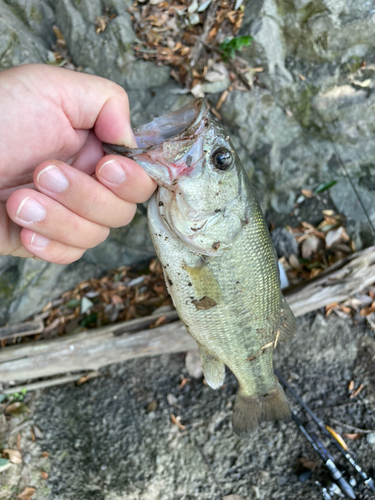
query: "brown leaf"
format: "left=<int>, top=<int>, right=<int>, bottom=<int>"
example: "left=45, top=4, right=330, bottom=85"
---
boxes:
left=42, top=451, right=49, bottom=459
left=5, top=402, right=29, bottom=415
left=350, top=384, right=364, bottom=398
left=301, top=235, right=320, bottom=259
left=301, top=189, right=312, bottom=197
left=17, top=487, right=36, bottom=500
left=348, top=380, right=355, bottom=392
left=179, top=377, right=190, bottom=389
left=147, top=400, right=157, bottom=413
left=344, top=433, right=362, bottom=440
left=326, top=302, right=339, bottom=317
left=3, top=448, right=22, bottom=464
left=41, top=471, right=48, bottom=480
left=76, top=373, right=93, bottom=386
left=298, top=74, right=306, bottom=81
left=288, top=254, right=302, bottom=271
left=170, top=413, right=186, bottom=430
left=216, top=90, right=229, bottom=110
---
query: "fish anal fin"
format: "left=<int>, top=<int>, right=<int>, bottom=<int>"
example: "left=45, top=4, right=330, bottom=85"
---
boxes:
left=232, top=383, right=291, bottom=436
left=277, top=297, right=296, bottom=343
left=185, top=260, right=222, bottom=304
left=198, top=345, right=225, bottom=389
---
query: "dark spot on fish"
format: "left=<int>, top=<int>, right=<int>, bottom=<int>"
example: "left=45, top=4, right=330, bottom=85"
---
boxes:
left=165, top=237, right=168, bottom=241
left=172, top=179, right=178, bottom=185
left=214, top=208, right=220, bottom=213
left=168, top=279, right=173, bottom=286
left=246, top=355, right=257, bottom=362
left=188, top=282, right=192, bottom=286
left=158, top=201, right=164, bottom=207
left=236, top=281, right=240, bottom=284
left=263, top=393, right=269, bottom=397
left=191, top=227, right=198, bottom=231
left=244, top=217, right=249, bottom=224
left=189, top=296, right=194, bottom=300
left=192, top=296, right=217, bottom=311
left=211, top=241, right=220, bottom=251
left=158, top=234, right=161, bottom=237
left=186, top=155, right=192, bottom=167
left=216, top=193, right=219, bottom=196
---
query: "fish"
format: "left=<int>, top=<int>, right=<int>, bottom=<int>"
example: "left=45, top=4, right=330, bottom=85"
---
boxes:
left=103, top=98, right=296, bottom=435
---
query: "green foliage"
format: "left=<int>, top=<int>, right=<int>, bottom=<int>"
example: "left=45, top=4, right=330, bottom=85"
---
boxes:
left=314, top=180, right=337, bottom=194
left=0, top=388, right=27, bottom=404
left=219, top=36, right=252, bottom=59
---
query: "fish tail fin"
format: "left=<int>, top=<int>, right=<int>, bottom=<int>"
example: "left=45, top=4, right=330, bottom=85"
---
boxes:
left=232, top=383, right=290, bottom=436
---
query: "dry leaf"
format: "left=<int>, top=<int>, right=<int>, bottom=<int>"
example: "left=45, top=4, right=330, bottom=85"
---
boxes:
left=41, top=471, right=48, bottom=480
left=301, top=189, right=312, bottom=197
left=289, top=254, right=302, bottom=271
left=147, top=400, right=157, bottom=413
left=350, top=384, right=364, bottom=398
left=76, top=373, right=93, bottom=386
left=301, top=235, right=320, bottom=259
left=216, top=90, right=229, bottom=110
left=42, top=451, right=49, bottom=459
left=348, top=380, right=354, bottom=392
left=298, top=74, right=306, bottom=81
left=3, top=449, right=22, bottom=464
left=17, top=487, right=36, bottom=500
left=326, top=302, right=339, bottom=317
left=179, top=377, right=190, bottom=389
left=170, top=413, right=186, bottom=430
left=344, top=433, right=362, bottom=440
left=6, top=402, right=29, bottom=414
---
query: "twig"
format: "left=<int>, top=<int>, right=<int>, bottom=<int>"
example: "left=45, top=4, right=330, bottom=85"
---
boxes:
left=194, top=438, right=224, bottom=495
left=329, top=417, right=375, bottom=434
left=190, top=0, right=219, bottom=68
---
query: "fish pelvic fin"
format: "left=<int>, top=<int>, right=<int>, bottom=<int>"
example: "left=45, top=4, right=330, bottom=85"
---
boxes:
left=198, top=345, right=225, bottom=389
left=277, top=297, right=296, bottom=344
left=232, top=383, right=291, bottom=436
left=185, top=260, right=223, bottom=305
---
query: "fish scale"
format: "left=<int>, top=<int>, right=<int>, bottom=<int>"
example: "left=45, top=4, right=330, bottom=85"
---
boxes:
left=103, top=98, right=296, bottom=435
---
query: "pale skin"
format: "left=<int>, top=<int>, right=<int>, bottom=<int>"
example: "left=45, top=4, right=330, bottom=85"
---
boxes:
left=0, top=64, right=156, bottom=264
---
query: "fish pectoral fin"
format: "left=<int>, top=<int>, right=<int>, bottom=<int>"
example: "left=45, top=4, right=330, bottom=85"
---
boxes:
left=198, top=345, right=225, bottom=389
left=185, top=260, right=223, bottom=305
left=232, top=383, right=291, bottom=436
left=276, top=297, right=296, bottom=344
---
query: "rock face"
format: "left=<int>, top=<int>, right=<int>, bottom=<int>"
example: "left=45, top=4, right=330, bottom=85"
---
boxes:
left=0, top=0, right=375, bottom=324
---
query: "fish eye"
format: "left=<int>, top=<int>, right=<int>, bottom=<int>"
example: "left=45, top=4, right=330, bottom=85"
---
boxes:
left=211, top=148, right=233, bottom=171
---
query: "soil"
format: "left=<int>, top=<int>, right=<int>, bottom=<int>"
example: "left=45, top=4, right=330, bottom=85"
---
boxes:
left=1, top=314, right=375, bottom=500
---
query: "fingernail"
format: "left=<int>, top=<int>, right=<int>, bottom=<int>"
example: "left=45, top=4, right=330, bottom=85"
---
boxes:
left=30, top=232, right=49, bottom=248
left=99, top=160, right=126, bottom=184
left=16, top=197, right=46, bottom=223
left=37, top=165, right=69, bottom=193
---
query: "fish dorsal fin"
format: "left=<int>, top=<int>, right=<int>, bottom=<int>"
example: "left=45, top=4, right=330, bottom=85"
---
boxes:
left=277, top=297, right=296, bottom=344
left=198, top=345, right=225, bottom=389
left=184, top=259, right=223, bottom=305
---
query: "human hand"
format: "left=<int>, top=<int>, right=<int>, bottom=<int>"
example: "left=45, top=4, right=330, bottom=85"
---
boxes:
left=0, top=64, right=156, bottom=264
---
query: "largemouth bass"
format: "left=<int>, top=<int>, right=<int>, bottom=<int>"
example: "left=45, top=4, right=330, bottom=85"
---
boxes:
left=104, top=99, right=296, bottom=435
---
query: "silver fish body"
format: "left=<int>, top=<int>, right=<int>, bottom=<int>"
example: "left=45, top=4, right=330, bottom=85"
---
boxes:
left=103, top=99, right=296, bottom=435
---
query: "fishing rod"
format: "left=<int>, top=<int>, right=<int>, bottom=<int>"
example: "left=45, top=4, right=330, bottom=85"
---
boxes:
left=275, top=368, right=375, bottom=494
left=290, top=410, right=356, bottom=499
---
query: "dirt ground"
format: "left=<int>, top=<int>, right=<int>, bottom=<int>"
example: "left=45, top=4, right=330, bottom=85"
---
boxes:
left=1, top=314, right=375, bottom=500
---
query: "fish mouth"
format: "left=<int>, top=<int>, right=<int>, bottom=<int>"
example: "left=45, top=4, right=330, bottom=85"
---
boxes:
left=103, top=98, right=208, bottom=156
left=102, top=99, right=209, bottom=186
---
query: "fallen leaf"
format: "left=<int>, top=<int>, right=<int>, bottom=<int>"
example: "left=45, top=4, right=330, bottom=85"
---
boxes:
left=344, top=433, right=362, bottom=440
left=147, top=400, right=157, bottom=413
left=42, top=451, right=49, bottom=459
left=301, top=189, right=312, bottom=197
left=3, top=448, right=22, bottom=464
left=288, top=254, right=302, bottom=271
left=217, top=90, right=229, bottom=110
left=298, top=74, right=306, bottom=81
left=301, top=235, right=320, bottom=259
left=5, top=402, right=29, bottom=415
left=76, top=373, right=93, bottom=386
left=41, top=471, right=48, bottom=480
left=326, top=302, right=339, bottom=317
left=179, top=377, right=191, bottom=389
left=170, top=413, right=186, bottom=430
left=348, top=380, right=355, bottom=392
left=17, top=487, right=36, bottom=500
left=350, top=384, right=364, bottom=398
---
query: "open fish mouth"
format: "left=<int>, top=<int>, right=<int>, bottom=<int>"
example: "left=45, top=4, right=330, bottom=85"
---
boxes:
left=102, top=98, right=208, bottom=158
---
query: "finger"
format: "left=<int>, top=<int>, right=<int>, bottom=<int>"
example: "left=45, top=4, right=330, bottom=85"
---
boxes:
left=20, top=228, right=86, bottom=265
left=96, top=155, right=156, bottom=204
left=13, top=64, right=137, bottom=147
left=6, top=189, right=109, bottom=249
left=33, top=161, right=139, bottom=228
left=68, top=130, right=104, bottom=175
